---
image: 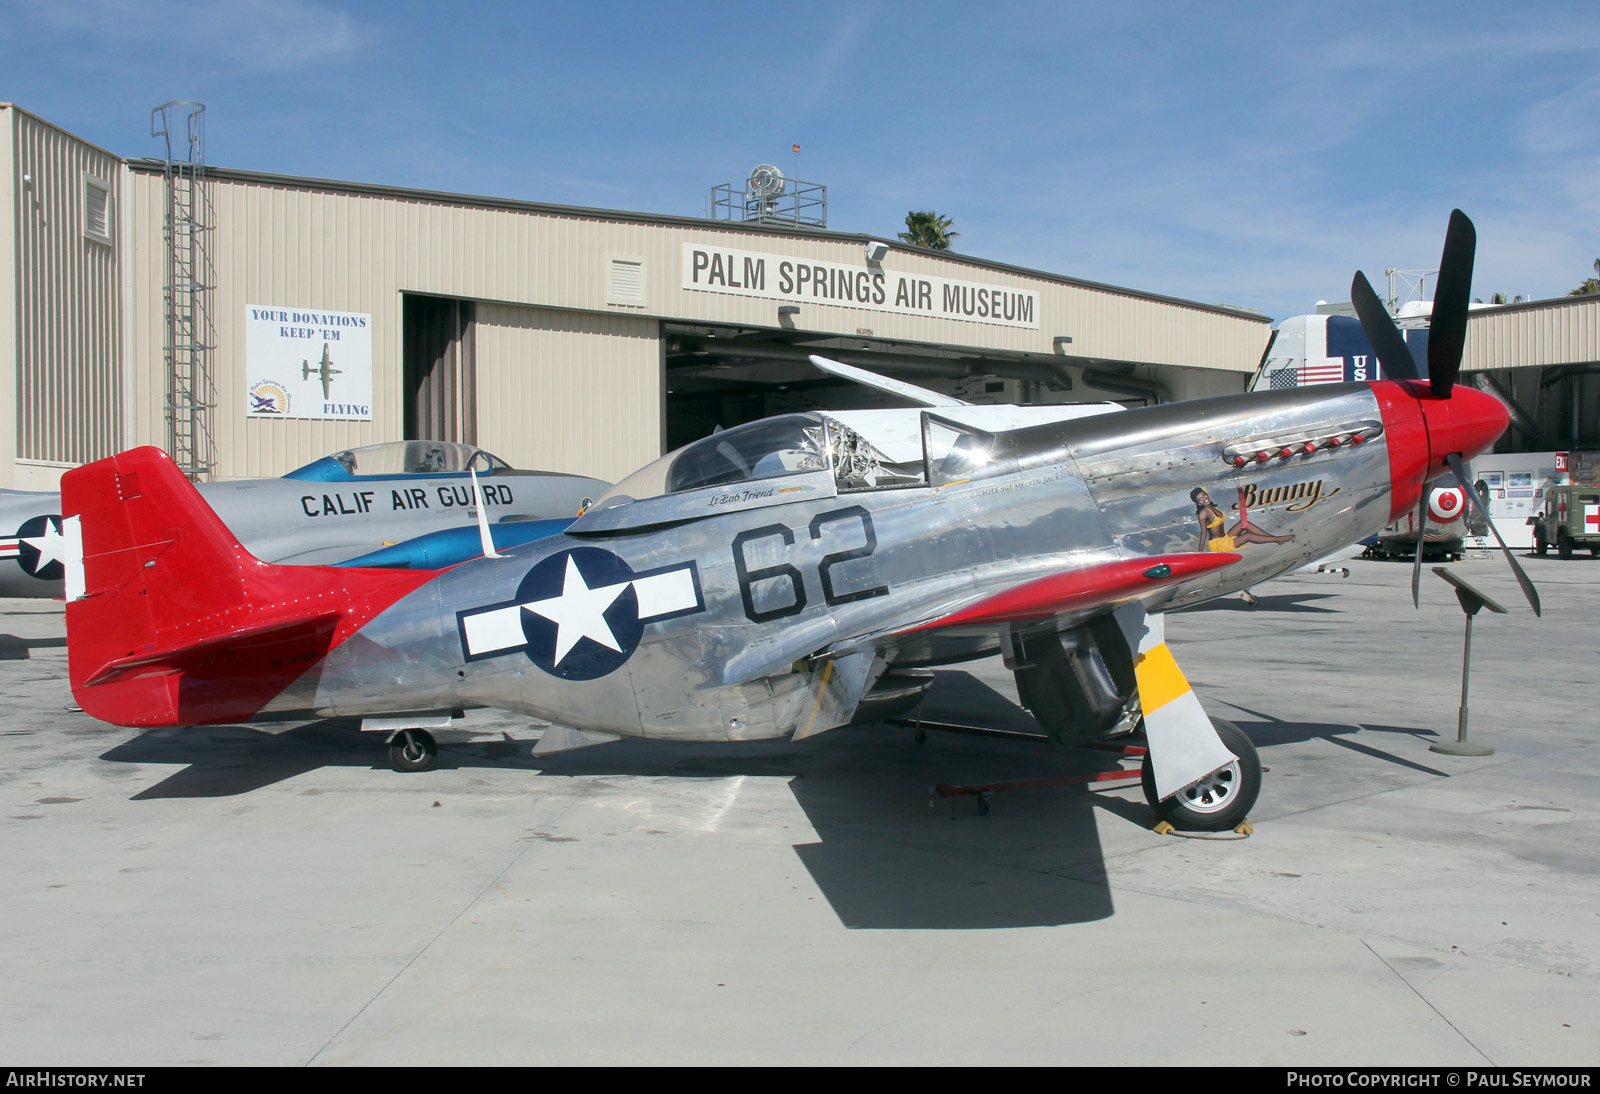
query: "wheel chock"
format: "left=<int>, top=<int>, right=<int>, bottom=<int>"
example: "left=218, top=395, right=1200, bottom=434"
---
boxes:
left=1146, top=817, right=1254, bottom=837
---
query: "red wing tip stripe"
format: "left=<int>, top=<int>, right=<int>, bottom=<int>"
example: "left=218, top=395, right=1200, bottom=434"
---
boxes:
left=899, top=552, right=1242, bottom=635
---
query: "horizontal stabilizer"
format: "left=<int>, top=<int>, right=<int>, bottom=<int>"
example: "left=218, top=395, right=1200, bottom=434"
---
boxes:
left=82, top=611, right=343, bottom=687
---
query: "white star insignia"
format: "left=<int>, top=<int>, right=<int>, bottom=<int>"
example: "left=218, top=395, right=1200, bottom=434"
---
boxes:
left=521, top=555, right=631, bottom=667
left=21, top=519, right=63, bottom=570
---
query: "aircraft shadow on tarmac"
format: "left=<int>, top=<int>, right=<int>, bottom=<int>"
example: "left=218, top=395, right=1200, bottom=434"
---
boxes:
left=95, top=674, right=1452, bottom=931
left=1219, top=702, right=1451, bottom=778
left=1177, top=591, right=1342, bottom=614
left=96, top=672, right=1141, bottom=930
left=100, top=719, right=384, bottom=798
left=0, top=633, right=68, bottom=659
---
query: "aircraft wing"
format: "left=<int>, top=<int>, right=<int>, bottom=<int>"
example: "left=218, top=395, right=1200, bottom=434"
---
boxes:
left=333, top=516, right=575, bottom=569
left=719, top=550, right=1241, bottom=687
left=881, top=552, right=1241, bottom=638
left=778, top=551, right=1246, bottom=797
left=808, top=354, right=970, bottom=407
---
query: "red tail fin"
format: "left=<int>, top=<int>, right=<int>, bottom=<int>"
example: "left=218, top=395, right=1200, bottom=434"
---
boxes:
left=64, top=447, right=436, bottom=727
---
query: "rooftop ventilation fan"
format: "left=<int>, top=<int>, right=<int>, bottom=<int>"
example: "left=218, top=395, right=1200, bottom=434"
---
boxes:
left=747, top=163, right=785, bottom=199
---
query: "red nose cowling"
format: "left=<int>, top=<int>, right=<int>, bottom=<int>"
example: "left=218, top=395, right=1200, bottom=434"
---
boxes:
left=1370, top=381, right=1510, bottom=521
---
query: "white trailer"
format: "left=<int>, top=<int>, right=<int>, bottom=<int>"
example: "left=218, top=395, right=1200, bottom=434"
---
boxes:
left=1469, top=451, right=1568, bottom=549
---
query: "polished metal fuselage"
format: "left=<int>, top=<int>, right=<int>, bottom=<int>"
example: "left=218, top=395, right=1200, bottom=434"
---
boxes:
left=275, top=384, right=1395, bottom=742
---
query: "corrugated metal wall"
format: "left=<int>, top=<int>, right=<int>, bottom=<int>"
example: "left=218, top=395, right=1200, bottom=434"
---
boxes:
left=6, top=107, right=122, bottom=477
left=119, top=163, right=1271, bottom=480
left=1465, top=297, right=1600, bottom=370
left=1464, top=298, right=1600, bottom=446
left=0, top=111, right=14, bottom=480
left=475, top=304, right=659, bottom=482
left=24, top=115, right=1600, bottom=488
left=126, top=172, right=405, bottom=477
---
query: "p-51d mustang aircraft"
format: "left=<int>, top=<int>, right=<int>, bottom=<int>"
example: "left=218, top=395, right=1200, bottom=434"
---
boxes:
left=0, top=439, right=607, bottom=598
left=60, top=212, right=1536, bottom=830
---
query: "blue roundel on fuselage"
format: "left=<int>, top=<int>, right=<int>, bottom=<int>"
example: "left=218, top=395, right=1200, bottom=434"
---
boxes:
left=515, top=547, right=646, bottom=681
left=455, top=546, right=704, bottom=680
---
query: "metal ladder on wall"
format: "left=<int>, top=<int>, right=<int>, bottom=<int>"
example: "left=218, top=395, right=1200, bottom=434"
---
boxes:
left=152, top=101, right=215, bottom=481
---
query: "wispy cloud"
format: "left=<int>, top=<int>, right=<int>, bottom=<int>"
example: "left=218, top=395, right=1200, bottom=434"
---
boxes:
left=16, top=0, right=367, bottom=71
left=1518, top=75, right=1600, bottom=154
left=1318, top=23, right=1600, bottom=72
left=796, top=5, right=875, bottom=117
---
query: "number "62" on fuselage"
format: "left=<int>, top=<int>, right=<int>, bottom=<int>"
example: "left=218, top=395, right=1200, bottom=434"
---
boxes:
left=731, top=506, right=888, bottom=623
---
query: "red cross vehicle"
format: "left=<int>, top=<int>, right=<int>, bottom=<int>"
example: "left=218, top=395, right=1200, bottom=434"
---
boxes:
left=1531, top=484, right=1600, bottom=558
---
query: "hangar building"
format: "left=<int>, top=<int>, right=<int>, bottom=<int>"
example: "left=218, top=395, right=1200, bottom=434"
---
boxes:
left=6, top=103, right=1560, bottom=495
left=0, top=103, right=1286, bottom=489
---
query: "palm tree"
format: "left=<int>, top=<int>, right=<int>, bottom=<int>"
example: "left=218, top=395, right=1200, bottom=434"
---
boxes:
left=898, top=210, right=958, bottom=250
left=1569, top=259, right=1600, bottom=297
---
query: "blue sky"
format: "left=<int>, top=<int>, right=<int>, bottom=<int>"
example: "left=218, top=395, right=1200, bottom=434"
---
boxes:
left=6, top=0, right=1599, bottom=320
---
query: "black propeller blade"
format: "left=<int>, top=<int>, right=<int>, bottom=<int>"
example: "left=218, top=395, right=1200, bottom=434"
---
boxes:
left=1351, top=208, right=1478, bottom=391
left=1428, top=210, right=1476, bottom=398
left=1351, top=271, right=1421, bottom=381
left=1446, top=452, right=1541, bottom=617
left=1411, top=481, right=1429, bottom=609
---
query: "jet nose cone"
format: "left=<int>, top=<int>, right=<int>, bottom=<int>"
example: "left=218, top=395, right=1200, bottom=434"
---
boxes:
left=1420, top=384, right=1509, bottom=474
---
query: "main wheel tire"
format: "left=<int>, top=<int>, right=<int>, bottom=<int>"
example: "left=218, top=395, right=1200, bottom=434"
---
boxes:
left=1535, top=534, right=1548, bottom=557
left=389, top=729, right=438, bottom=772
left=1141, top=717, right=1260, bottom=831
left=1559, top=531, right=1573, bottom=560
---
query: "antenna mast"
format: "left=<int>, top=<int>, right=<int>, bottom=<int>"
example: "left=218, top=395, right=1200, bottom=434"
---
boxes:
left=1386, top=267, right=1439, bottom=314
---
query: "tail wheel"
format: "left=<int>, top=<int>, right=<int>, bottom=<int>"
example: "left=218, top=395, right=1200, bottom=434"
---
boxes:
left=1141, top=718, right=1261, bottom=831
left=389, top=729, right=438, bottom=772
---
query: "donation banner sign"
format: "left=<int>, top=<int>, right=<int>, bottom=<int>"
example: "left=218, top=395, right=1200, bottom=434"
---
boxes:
left=245, top=305, right=373, bottom=420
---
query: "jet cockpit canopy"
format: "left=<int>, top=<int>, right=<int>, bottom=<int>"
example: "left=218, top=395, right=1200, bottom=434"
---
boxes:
left=285, top=440, right=513, bottom=481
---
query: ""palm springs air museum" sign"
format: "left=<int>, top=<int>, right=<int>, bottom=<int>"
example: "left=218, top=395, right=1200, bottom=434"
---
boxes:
left=682, top=244, right=1039, bottom=330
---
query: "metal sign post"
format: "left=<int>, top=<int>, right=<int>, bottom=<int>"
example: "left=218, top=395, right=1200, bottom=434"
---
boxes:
left=1429, top=566, right=1506, bottom=756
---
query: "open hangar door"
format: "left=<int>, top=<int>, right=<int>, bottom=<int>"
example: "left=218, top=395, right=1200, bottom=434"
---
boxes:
left=661, top=322, right=1174, bottom=451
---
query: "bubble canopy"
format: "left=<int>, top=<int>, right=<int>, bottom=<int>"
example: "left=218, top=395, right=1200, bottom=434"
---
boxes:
left=591, top=414, right=831, bottom=509
left=284, top=441, right=514, bottom=481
